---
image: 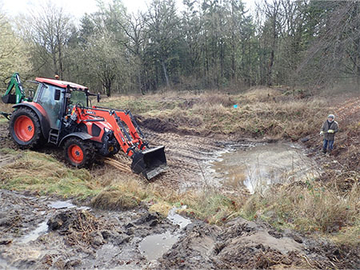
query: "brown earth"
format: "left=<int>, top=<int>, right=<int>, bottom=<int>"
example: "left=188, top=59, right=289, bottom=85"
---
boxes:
left=159, top=217, right=360, bottom=269
left=0, top=189, right=359, bottom=269
left=0, top=189, right=176, bottom=269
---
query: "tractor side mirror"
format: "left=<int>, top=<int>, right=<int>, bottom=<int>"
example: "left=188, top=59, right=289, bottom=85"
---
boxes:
left=54, top=89, right=61, bottom=101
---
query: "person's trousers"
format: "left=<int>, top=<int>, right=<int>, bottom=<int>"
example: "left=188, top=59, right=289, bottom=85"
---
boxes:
left=323, top=139, right=334, bottom=152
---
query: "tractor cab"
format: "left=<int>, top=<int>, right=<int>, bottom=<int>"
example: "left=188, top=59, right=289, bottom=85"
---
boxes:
left=33, top=78, right=89, bottom=129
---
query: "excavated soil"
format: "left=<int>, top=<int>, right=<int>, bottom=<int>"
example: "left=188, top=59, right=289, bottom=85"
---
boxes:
left=0, top=190, right=177, bottom=269
left=0, top=190, right=359, bottom=269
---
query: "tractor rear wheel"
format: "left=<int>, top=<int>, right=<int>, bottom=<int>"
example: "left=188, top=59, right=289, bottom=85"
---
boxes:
left=9, top=107, right=43, bottom=149
left=64, top=138, right=95, bottom=168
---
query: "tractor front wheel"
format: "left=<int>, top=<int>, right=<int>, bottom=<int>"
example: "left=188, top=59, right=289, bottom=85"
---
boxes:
left=64, top=138, right=95, bottom=168
left=9, top=107, right=43, bottom=149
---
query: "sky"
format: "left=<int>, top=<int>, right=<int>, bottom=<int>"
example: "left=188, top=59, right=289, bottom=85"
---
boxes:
left=1, top=0, right=256, bottom=18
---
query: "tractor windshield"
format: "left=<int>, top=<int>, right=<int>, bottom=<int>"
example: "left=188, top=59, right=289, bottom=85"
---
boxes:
left=70, top=90, right=87, bottom=107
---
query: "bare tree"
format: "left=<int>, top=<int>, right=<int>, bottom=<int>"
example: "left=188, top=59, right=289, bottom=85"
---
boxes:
left=0, top=10, right=32, bottom=86
left=107, top=4, right=147, bottom=93
left=19, top=1, right=73, bottom=79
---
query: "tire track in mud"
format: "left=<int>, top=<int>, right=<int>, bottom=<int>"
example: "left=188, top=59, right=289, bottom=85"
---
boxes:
left=143, top=129, right=226, bottom=191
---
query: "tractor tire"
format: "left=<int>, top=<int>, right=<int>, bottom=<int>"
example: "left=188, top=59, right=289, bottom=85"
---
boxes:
left=9, top=107, right=43, bottom=149
left=64, top=138, right=95, bottom=168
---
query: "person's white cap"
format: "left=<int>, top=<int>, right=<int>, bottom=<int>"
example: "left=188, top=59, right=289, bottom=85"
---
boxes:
left=328, top=114, right=335, bottom=119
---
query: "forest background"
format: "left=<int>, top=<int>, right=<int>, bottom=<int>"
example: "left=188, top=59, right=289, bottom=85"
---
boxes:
left=1, top=0, right=359, bottom=96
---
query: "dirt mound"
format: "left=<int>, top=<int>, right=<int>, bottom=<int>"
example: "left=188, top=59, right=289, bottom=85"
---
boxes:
left=0, top=190, right=177, bottom=269
left=141, top=117, right=178, bottom=133
left=137, top=115, right=202, bottom=135
left=158, top=217, right=358, bottom=269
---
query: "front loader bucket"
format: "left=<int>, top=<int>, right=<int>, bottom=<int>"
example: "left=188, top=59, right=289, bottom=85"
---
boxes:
left=131, top=146, right=167, bottom=180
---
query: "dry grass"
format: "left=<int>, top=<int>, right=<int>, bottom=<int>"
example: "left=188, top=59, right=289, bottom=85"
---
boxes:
left=0, top=149, right=100, bottom=198
left=242, top=87, right=282, bottom=102
left=101, top=88, right=328, bottom=140
left=91, top=189, right=140, bottom=210
left=243, top=180, right=360, bottom=245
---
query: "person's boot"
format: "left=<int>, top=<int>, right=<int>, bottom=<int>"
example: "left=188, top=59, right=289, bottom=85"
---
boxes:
left=322, top=148, right=327, bottom=154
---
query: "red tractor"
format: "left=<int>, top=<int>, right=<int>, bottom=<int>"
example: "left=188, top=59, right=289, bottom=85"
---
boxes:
left=1, top=74, right=167, bottom=180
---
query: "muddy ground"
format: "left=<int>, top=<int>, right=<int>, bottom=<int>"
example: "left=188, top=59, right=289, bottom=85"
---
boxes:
left=1, top=189, right=359, bottom=270
left=0, top=111, right=360, bottom=269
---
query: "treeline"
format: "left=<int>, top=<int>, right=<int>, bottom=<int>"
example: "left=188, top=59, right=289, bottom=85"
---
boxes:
left=1, top=0, right=360, bottom=95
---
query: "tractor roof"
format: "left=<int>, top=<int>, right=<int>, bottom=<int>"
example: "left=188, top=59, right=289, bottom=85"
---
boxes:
left=36, top=77, right=88, bottom=90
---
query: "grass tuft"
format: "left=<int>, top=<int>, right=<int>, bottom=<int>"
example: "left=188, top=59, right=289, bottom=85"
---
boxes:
left=91, top=189, right=140, bottom=210
left=242, top=180, right=360, bottom=244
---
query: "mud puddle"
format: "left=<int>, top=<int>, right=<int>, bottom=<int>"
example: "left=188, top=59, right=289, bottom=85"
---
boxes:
left=49, top=200, right=90, bottom=210
left=138, top=206, right=191, bottom=261
left=139, top=231, right=179, bottom=261
left=19, top=221, right=48, bottom=244
left=167, top=206, right=191, bottom=229
left=208, top=142, right=320, bottom=193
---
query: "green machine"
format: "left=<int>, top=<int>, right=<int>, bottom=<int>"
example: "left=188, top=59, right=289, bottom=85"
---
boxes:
left=1, top=73, right=30, bottom=119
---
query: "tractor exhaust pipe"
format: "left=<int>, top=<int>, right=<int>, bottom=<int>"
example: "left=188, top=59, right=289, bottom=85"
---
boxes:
left=131, top=146, right=167, bottom=180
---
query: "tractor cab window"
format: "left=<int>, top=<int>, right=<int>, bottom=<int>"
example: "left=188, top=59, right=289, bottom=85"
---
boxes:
left=37, top=84, right=64, bottom=129
left=33, top=83, right=44, bottom=103
left=70, top=90, right=87, bottom=108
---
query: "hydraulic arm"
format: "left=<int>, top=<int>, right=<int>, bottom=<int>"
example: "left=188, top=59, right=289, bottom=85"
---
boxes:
left=1, top=73, right=27, bottom=104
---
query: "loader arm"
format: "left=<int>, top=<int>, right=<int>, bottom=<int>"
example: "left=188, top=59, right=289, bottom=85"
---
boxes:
left=84, top=108, right=142, bottom=157
left=73, top=105, right=167, bottom=179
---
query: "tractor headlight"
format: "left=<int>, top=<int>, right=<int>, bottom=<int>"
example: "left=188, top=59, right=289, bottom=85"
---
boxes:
left=104, top=127, right=110, bottom=133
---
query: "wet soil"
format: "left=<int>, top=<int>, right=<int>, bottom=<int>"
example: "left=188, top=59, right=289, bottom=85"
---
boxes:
left=0, top=190, right=358, bottom=269
left=158, top=218, right=360, bottom=269
left=0, top=116, right=324, bottom=196
left=0, top=190, right=179, bottom=269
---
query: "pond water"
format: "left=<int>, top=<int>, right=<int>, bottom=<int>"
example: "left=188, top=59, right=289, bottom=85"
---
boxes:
left=210, top=142, right=319, bottom=193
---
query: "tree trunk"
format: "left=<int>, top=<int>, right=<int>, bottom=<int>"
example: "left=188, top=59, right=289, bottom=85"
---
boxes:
left=268, top=50, right=275, bottom=87
left=138, top=68, right=143, bottom=94
left=52, top=45, right=58, bottom=78
left=161, top=60, right=170, bottom=88
left=105, top=80, right=111, bottom=97
left=58, top=42, right=63, bottom=79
